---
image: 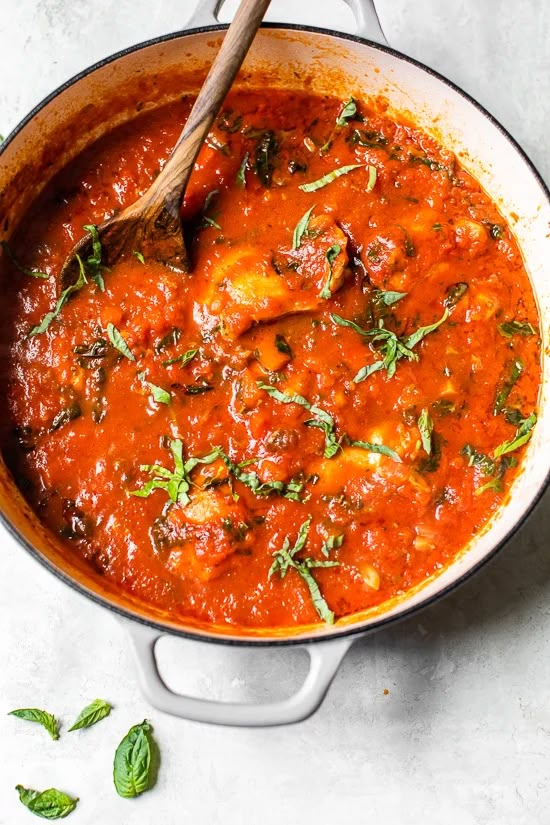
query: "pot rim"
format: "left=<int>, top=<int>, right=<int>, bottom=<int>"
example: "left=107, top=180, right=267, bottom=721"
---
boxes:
left=1, top=22, right=549, bottom=647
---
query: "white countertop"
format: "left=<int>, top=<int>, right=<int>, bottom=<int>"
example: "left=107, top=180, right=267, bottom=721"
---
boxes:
left=1, top=1, right=549, bottom=822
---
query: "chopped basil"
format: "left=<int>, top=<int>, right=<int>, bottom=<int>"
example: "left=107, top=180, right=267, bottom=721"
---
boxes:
left=336, top=97, right=357, bottom=127
left=68, top=698, right=112, bottom=732
left=299, top=164, right=363, bottom=192
left=373, top=289, right=407, bottom=307
left=498, top=320, right=536, bottom=338
left=51, top=402, right=81, bottom=431
left=257, top=382, right=341, bottom=458
left=29, top=256, right=88, bottom=336
left=366, top=164, right=377, bottom=192
left=461, top=444, right=495, bottom=475
left=319, top=244, right=341, bottom=300
left=74, top=339, right=108, bottom=358
left=184, top=382, right=214, bottom=395
left=200, top=190, right=221, bottom=230
left=274, top=334, right=292, bottom=357
left=9, top=708, right=60, bottom=740
left=129, top=439, right=220, bottom=505
left=349, top=129, right=388, bottom=148
left=1, top=240, right=49, bottom=279
left=331, top=308, right=449, bottom=382
left=417, top=408, right=434, bottom=454
left=236, top=152, right=249, bottom=188
left=444, top=282, right=468, bottom=308
left=155, top=327, right=181, bottom=353
left=488, top=223, right=504, bottom=239
left=431, top=398, right=456, bottom=417
left=217, top=110, right=243, bottom=133
left=348, top=439, right=401, bottom=463
left=409, top=153, right=445, bottom=172
left=113, top=720, right=156, bottom=799
left=82, top=224, right=105, bottom=291
left=254, top=130, right=278, bottom=187
left=292, top=206, right=315, bottom=249
left=417, top=432, right=442, bottom=474
left=107, top=324, right=135, bottom=361
left=162, top=348, right=198, bottom=368
left=140, top=376, right=171, bottom=405
left=321, top=534, right=344, bottom=557
left=475, top=477, right=503, bottom=496
left=493, top=412, right=537, bottom=458
left=202, top=216, right=222, bottom=230
left=269, top=518, right=339, bottom=624
left=133, top=250, right=145, bottom=264
left=494, top=359, right=523, bottom=415
left=16, top=785, right=78, bottom=819
left=218, top=450, right=307, bottom=501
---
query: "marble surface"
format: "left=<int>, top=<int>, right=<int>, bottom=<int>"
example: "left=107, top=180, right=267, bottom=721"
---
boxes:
left=1, top=1, right=549, bottom=822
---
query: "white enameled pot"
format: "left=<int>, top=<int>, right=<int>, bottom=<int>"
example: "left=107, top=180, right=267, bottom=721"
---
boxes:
left=0, top=0, right=548, bottom=726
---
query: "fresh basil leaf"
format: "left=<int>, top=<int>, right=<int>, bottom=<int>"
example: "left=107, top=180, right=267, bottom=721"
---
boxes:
left=444, top=282, right=468, bottom=308
left=336, top=97, right=357, bottom=126
left=274, top=334, right=292, bottom=357
left=82, top=224, right=105, bottom=290
left=133, top=251, right=145, bottom=264
left=162, top=348, right=198, bottom=368
left=498, top=320, right=536, bottom=338
left=373, top=290, right=407, bottom=307
left=218, top=450, right=306, bottom=501
left=319, top=243, right=341, bottom=300
left=494, top=359, right=523, bottom=415
left=143, top=379, right=171, bottom=405
left=461, top=444, right=495, bottom=475
left=236, top=152, right=249, bottom=188
left=475, top=478, right=503, bottom=496
left=366, top=164, right=377, bottom=192
left=493, top=412, right=537, bottom=458
left=320, top=534, right=344, bottom=557
left=350, top=439, right=401, bottom=463
left=417, top=408, right=434, bottom=454
left=68, top=698, right=112, bottom=731
left=9, top=708, right=60, bottom=740
left=113, top=720, right=155, bottom=799
left=107, top=323, right=135, bottom=361
left=130, top=439, right=220, bottom=505
left=16, top=785, right=78, bottom=819
left=292, top=206, right=315, bottom=250
left=299, top=164, right=363, bottom=192
left=1, top=241, right=49, bottom=279
left=30, top=256, right=88, bottom=336
left=402, top=308, right=449, bottom=350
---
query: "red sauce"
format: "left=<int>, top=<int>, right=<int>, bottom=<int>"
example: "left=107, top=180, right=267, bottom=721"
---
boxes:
left=0, top=90, right=541, bottom=630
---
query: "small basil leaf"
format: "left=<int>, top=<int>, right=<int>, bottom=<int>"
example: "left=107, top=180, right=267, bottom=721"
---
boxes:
left=292, top=205, right=315, bottom=250
left=68, top=698, right=112, bottom=732
left=113, top=720, right=155, bottom=799
left=15, top=785, right=78, bottom=819
left=299, top=164, right=363, bottom=192
left=107, top=323, right=135, bottom=361
left=9, top=708, right=59, bottom=740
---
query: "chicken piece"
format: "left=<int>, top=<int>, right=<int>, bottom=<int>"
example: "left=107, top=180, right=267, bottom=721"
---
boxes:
left=164, top=489, right=252, bottom=581
left=198, top=216, right=348, bottom=338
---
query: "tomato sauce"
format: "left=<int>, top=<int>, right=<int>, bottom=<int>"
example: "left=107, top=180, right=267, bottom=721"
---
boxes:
left=0, top=90, right=541, bottom=630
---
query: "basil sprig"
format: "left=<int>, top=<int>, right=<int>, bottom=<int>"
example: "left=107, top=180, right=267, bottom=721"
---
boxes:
left=9, top=708, right=60, bottom=740
left=16, top=785, right=78, bottom=819
left=129, top=438, right=220, bottom=505
left=68, top=699, right=112, bottom=732
left=269, top=518, right=340, bottom=624
left=113, top=720, right=156, bottom=799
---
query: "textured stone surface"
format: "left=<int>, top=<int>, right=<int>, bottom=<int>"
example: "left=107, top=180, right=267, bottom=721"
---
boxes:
left=1, top=1, right=549, bottom=823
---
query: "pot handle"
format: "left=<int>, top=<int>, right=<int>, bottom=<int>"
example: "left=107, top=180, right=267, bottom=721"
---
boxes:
left=123, top=620, right=353, bottom=726
left=186, top=0, right=388, bottom=46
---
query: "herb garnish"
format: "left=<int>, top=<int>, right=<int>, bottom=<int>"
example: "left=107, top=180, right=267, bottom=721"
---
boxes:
left=269, top=518, right=340, bottom=624
left=366, top=164, right=377, bottom=192
left=331, top=308, right=449, bottom=383
left=129, top=438, right=220, bottom=505
left=493, top=359, right=523, bottom=415
left=373, top=290, right=407, bottom=307
left=444, top=282, right=468, bottom=308
left=417, top=408, right=434, bottom=454
left=29, top=257, right=87, bottom=336
left=133, top=250, right=145, bottom=264
left=236, top=152, right=249, bottom=188
left=349, top=129, right=388, bottom=148
left=82, top=224, right=105, bottom=290
left=218, top=450, right=307, bottom=501
left=348, top=439, right=401, bottom=462
left=292, top=206, right=315, bottom=249
left=69, top=699, right=112, bottom=732
left=51, top=402, right=81, bottom=431
left=113, top=720, right=157, bottom=799
left=320, top=244, right=341, bottom=299
left=336, top=97, right=358, bottom=127
left=299, top=164, right=363, bottom=192
left=1, top=241, right=49, bottom=279
left=498, top=320, right=536, bottom=338
left=254, top=131, right=278, bottom=187
left=107, top=323, right=135, bottom=361
left=274, top=334, right=293, bottom=357
left=493, top=412, right=536, bottom=458
left=9, top=708, right=60, bottom=740
left=162, top=348, right=198, bottom=368
left=138, top=374, right=171, bottom=405
left=184, top=382, right=214, bottom=395
left=16, top=785, right=78, bottom=819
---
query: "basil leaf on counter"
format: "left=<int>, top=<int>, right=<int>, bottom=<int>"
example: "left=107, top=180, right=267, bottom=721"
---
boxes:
left=16, top=785, right=78, bottom=819
left=299, top=164, right=363, bottom=192
left=417, top=408, right=434, bottom=455
left=113, top=720, right=156, bottom=799
left=30, top=256, right=88, bottom=337
left=319, top=244, right=341, bottom=300
left=1, top=241, right=49, bottom=279
left=292, top=206, right=315, bottom=250
left=68, top=698, right=112, bottom=732
left=107, top=323, right=135, bottom=361
left=9, top=708, right=60, bottom=740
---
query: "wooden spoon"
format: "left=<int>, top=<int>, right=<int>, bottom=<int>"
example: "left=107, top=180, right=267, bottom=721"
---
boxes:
left=60, top=0, right=271, bottom=284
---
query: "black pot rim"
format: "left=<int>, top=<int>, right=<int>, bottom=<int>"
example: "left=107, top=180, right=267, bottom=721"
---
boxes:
left=1, top=21, right=549, bottom=648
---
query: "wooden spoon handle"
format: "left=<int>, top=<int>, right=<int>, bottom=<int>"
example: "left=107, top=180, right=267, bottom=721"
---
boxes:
left=139, top=0, right=271, bottom=221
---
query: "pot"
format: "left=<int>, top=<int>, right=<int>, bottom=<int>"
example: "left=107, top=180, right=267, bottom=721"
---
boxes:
left=1, top=0, right=549, bottom=726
